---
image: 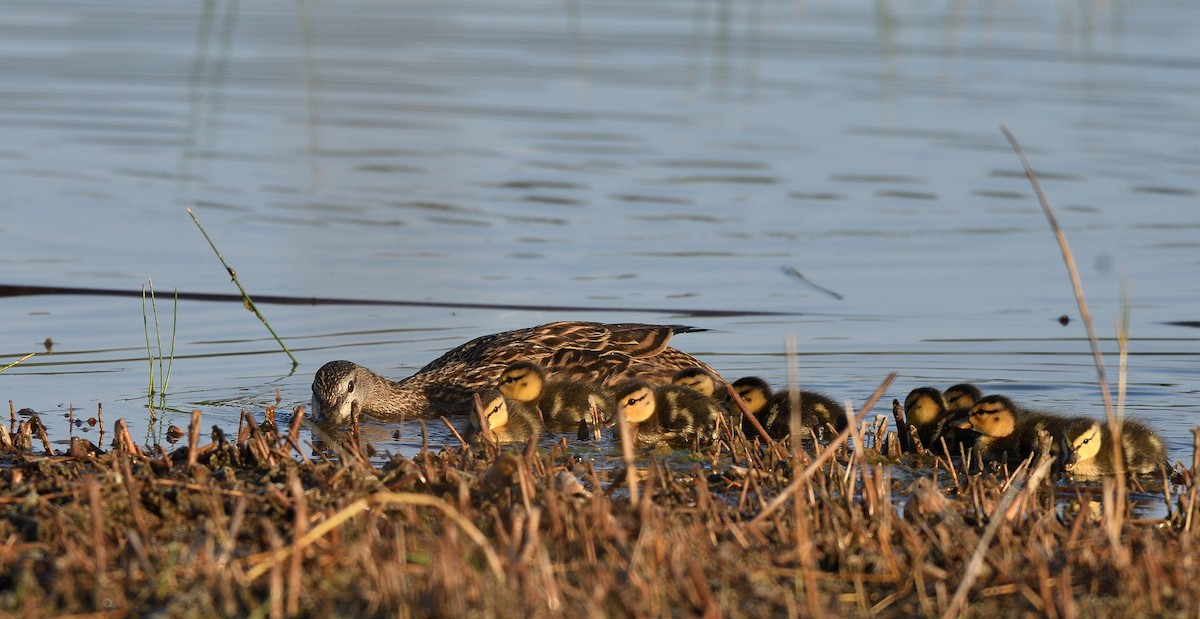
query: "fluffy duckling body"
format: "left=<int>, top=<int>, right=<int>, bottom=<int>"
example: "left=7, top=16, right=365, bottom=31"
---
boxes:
left=671, top=366, right=724, bottom=399
left=497, top=361, right=613, bottom=429
left=903, top=387, right=972, bottom=453
left=957, top=395, right=1027, bottom=461
left=612, top=380, right=722, bottom=446
left=312, top=321, right=720, bottom=423
left=466, top=389, right=545, bottom=445
left=958, top=395, right=1075, bottom=463
left=1064, top=418, right=1168, bottom=476
left=731, top=376, right=846, bottom=441
left=671, top=366, right=735, bottom=416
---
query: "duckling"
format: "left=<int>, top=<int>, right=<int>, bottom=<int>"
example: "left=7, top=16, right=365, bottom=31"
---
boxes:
left=465, top=389, right=544, bottom=445
left=957, top=395, right=1073, bottom=463
left=671, top=366, right=724, bottom=399
left=496, top=360, right=613, bottom=429
left=671, top=366, right=735, bottom=416
left=312, top=321, right=722, bottom=423
left=612, top=380, right=722, bottom=447
left=1063, top=418, right=1169, bottom=476
left=731, top=376, right=846, bottom=441
left=903, top=387, right=971, bottom=452
left=943, top=383, right=983, bottom=411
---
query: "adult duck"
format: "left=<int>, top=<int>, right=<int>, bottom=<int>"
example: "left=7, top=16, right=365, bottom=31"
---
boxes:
left=311, top=321, right=718, bottom=422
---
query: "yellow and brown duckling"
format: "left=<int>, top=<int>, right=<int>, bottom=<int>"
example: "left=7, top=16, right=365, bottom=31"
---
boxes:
left=497, top=360, right=613, bottom=429
left=311, top=321, right=721, bottom=423
left=731, top=376, right=846, bottom=441
left=465, top=388, right=545, bottom=445
left=957, top=394, right=1077, bottom=463
left=671, top=366, right=735, bottom=414
left=903, top=387, right=972, bottom=452
left=612, top=379, right=723, bottom=447
left=671, top=366, right=724, bottom=399
left=1063, top=417, right=1169, bottom=476
left=955, top=395, right=1029, bottom=461
left=942, top=383, right=982, bottom=411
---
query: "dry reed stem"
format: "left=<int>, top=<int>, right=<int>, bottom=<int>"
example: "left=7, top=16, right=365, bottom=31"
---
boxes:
left=440, top=416, right=468, bottom=448
left=943, top=455, right=1051, bottom=619
left=615, top=407, right=640, bottom=509
left=245, top=491, right=503, bottom=582
left=1003, top=125, right=1133, bottom=562
left=746, top=373, right=896, bottom=528
left=187, top=408, right=201, bottom=467
left=471, top=392, right=496, bottom=453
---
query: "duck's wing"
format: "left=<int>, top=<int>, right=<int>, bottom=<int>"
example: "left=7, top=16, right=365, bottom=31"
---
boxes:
left=403, top=321, right=715, bottom=403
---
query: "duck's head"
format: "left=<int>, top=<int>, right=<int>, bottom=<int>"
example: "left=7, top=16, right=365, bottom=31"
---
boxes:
left=1064, top=419, right=1102, bottom=471
left=960, top=395, right=1018, bottom=437
left=943, top=383, right=982, bottom=410
left=312, top=360, right=377, bottom=424
left=904, top=387, right=948, bottom=427
left=671, top=366, right=719, bottom=397
left=472, top=389, right=511, bottom=432
left=613, top=380, right=657, bottom=424
left=497, top=360, right=546, bottom=403
left=731, top=376, right=772, bottom=416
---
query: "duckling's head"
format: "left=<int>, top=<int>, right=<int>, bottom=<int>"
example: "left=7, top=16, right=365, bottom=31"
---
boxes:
left=312, top=360, right=377, bottom=423
left=731, top=376, right=772, bottom=416
left=497, top=360, right=546, bottom=403
left=1064, top=419, right=1102, bottom=471
left=672, top=366, right=719, bottom=398
left=943, top=383, right=982, bottom=410
left=963, top=395, right=1018, bottom=438
left=471, top=389, right=511, bottom=432
left=613, top=380, right=657, bottom=424
left=904, top=387, right=948, bottom=428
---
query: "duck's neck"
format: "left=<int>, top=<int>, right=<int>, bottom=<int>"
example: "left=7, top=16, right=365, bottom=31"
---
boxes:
left=368, top=374, right=479, bottom=419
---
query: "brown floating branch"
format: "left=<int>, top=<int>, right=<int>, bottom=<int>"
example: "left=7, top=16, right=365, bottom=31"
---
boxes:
left=781, top=266, right=844, bottom=300
left=0, top=282, right=797, bottom=319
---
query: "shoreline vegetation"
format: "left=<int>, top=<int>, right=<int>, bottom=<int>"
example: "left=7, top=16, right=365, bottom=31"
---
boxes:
left=1, top=402, right=1197, bottom=617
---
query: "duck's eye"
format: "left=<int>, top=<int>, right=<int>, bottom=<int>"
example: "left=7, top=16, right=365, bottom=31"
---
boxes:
left=489, top=404, right=503, bottom=419
left=346, top=380, right=355, bottom=394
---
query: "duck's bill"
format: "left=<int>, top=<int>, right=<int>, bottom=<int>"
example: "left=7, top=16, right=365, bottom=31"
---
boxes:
left=311, top=398, right=355, bottom=424
left=1063, top=451, right=1080, bottom=471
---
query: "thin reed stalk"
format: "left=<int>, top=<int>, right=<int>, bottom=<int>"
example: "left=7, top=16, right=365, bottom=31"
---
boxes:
left=1002, top=125, right=1130, bottom=557
left=186, top=207, right=297, bottom=367
left=0, top=352, right=34, bottom=373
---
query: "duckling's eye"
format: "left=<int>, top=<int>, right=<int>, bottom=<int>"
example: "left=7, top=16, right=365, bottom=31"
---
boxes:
left=346, top=380, right=355, bottom=394
left=488, top=404, right=503, bottom=419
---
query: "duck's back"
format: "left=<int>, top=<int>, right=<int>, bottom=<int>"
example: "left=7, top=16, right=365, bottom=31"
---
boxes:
left=392, top=321, right=718, bottom=419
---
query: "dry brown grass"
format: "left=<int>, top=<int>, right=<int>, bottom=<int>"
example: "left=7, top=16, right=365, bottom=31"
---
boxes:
left=0, top=402, right=1197, bottom=618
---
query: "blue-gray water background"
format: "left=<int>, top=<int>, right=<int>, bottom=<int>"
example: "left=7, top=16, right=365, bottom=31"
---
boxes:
left=2, top=0, right=1197, bottom=465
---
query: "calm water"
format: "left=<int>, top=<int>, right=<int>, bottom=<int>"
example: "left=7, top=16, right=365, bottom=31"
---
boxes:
left=2, top=0, right=1198, bottom=470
